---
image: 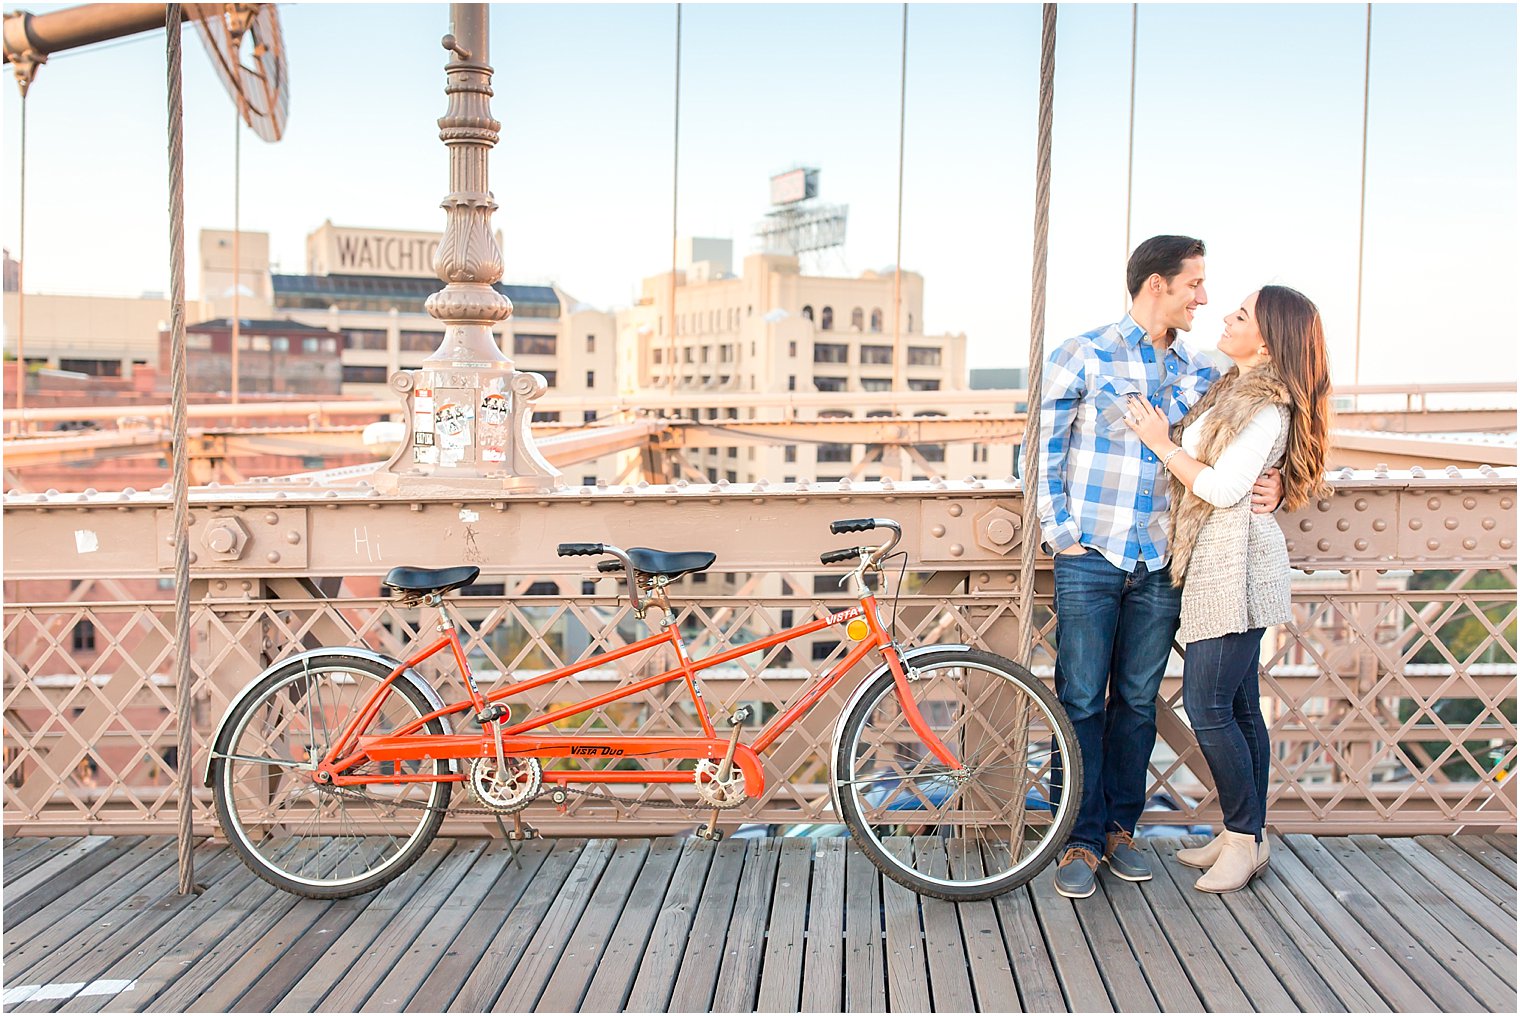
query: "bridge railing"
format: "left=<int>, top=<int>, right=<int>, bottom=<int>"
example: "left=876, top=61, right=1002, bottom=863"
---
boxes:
left=3, top=471, right=1514, bottom=835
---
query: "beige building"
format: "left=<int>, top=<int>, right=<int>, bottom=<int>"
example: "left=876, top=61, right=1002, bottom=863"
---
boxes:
left=2, top=289, right=208, bottom=378
left=615, top=241, right=971, bottom=484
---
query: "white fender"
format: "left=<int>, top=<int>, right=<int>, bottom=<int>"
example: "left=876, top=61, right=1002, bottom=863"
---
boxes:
left=202, top=646, right=455, bottom=785
left=826, top=644, right=970, bottom=819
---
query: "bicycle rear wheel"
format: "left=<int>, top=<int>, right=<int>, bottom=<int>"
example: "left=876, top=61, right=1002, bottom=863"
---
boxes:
left=832, top=648, right=1081, bottom=901
left=211, top=654, right=452, bottom=899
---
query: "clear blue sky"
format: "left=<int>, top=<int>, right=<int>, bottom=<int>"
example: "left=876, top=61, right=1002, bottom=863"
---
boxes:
left=3, top=2, right=1515, bottom=383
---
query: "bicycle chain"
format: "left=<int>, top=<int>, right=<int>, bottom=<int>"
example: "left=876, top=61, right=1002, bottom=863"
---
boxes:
left=316, top=776, right=722, bottom=817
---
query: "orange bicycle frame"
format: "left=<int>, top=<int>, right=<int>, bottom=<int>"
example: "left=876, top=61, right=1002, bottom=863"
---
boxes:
left=316, top=591, right=962, bottom=790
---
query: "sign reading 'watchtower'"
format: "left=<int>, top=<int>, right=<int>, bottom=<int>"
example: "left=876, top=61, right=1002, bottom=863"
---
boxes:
left=304, top=220, right=502, bottom=279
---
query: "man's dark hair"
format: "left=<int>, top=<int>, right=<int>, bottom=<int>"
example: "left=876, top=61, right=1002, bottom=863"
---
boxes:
left=1126, top=235, right=1206, bottom=298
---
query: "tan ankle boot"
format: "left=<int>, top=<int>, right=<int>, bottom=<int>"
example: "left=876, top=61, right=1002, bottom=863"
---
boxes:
left=1176, top=833, right=1225, bottom=869
left=1194, top=831, right=1260, bottom=893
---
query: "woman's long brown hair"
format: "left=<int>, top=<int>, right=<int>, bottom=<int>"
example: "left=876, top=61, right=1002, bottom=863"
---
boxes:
left=1256, top=285, right=1332, bottom=511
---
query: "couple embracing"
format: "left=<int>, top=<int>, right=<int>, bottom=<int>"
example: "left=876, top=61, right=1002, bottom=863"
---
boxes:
left=1026, top=236, right=1332, bottom=898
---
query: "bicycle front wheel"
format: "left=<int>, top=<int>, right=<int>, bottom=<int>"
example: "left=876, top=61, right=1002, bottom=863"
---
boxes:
left=211, top=654, right=452, bottom=899
left=833, top=648, right=1081, bottom=901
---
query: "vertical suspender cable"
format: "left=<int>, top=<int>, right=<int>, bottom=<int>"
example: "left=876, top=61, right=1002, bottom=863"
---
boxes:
left=15, top=92, right=26, bottom=419
left=166, top=3, right=195, bottom=895
left=231, top=105, right=241, bottom=407
left=891, top=3, right=908, bottom=407
left=666, top=3, right=681, bottom=397
left=1353, top=3, right=1371, bottom=386
left=1014, top=3, right=1057, bottom=664
left=1123, top=2, right=1137, bottom=303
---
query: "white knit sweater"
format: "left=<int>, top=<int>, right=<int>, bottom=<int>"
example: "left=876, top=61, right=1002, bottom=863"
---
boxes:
left=1175, top=405, right=1292, bottom=645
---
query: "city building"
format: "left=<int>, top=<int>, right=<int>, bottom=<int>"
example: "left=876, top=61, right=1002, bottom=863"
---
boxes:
left=161, top=317, right=344, bottom=396
left=615, top=240, right=972, bottom=484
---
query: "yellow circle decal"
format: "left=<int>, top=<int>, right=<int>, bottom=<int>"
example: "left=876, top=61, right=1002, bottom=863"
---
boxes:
left=846, top=618, right=870, bottom=641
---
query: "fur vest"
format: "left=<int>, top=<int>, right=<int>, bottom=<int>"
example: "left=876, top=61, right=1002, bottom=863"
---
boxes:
left=1168, top=363, right=1293, bottom=644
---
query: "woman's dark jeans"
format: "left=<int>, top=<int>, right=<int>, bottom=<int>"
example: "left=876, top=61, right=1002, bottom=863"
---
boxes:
left=1051, top=549, right=1183, bottom=855
left=1182, top=627, right=1269, bottom=837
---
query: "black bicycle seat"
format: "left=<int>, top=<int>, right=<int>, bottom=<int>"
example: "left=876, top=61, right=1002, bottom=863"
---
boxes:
left=383, top=565, right=481, bottom=595
left=596, top=548, right=716, bottom=579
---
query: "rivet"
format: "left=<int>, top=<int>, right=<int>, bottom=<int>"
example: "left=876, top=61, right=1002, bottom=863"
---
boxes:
left=1285, top=541, right=1295, bottom=553
left=1336, top=519, right=1350, bottom=532
left=1427, top=497, right=1441, bottom=511
left=949, top=544, right=964, bottom=557
left=1463, top=497, right=1477, bottom=510
left=1317, top=499, right=1332, bottom=512
left=1501, top=538, right=1515, bottom=550
left=986, top=518, right=1016, bottom=546
left=286, top=531, right=301, bottom=544
left=267, top=551, right=282, bottom=563
left=1354, top=538, right=1368, bottom=551
left=1354, top=498, right=1368, bottom=511
left=241, top=580, right=252, bottom=591
left=1501, top=497, right=1514, bottom=511
left=1482, top=518, right=1496, bottom=530
left=1427, top=539, right=1441, bottom=551
left=1372, top=519, right=1387, bottom=532
left=1444, top=518, right=1459, bottom=530
left=978, top=573, right=990, bottom=584
left=1299, top=520, right=1313, bottom=532
left=1462, top=539, right=1477, bottom=550
left=930, top=524, right=946, bottom=538
left=216, top=580, right=227, bottom=591
left=1408, top=519, right=1422, bottom=530
left=264, top=512, right=279, bottom=525
left=188, top=551, right=197, bottom=564
left=1317, top=539, right=1330, bottom=552
left=948, top=505, right=963, bottom=518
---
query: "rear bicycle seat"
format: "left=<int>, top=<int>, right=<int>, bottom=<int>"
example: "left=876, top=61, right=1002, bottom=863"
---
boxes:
left=383, top=565, right=481, bottom=597
left=594, top=548, right=715, bottom=580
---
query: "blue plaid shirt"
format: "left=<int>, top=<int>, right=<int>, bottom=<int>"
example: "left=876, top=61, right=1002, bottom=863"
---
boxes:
left=1024, top=314, right=1220, bottom=572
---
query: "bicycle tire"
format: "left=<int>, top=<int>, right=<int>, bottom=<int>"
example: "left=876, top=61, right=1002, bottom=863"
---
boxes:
left=833, top=647, right=1082, bottom=901
left=211, top=654, right=452, bottom=899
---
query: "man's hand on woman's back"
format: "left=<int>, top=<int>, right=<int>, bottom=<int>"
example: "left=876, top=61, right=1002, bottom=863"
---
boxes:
left=1250, top=466, right=1284, bottom=514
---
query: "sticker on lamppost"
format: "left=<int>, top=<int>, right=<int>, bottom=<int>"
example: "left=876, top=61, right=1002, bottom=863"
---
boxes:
left=412, top=386, right=439, bottom=464
left=479, top=390, right=510, bottom=463
left=435, top=401, right=473, bottom=467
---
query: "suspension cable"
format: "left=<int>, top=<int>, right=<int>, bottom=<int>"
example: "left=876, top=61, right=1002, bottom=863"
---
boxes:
left=165, top=3, right=195, bottom=895
left=1353, top=3, right=1372, bottom=387
left=231, top=104, right=241, bottom=408
left=15, top=91, right=26, bottom=419
left=1014, top=3, right=1057, bottom=665
left=891, top=3, right=909, bottom=413
left=666, top=3, right=681, bottom=398
left=1123, top=2, right=1137, bottom=306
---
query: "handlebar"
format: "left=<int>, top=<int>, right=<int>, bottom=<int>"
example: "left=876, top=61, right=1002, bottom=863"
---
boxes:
left=558, top=542, right=644, bottom=617
left=829, top=518, right=877, bottom=534
left=820, top=546, right=863, bottom=565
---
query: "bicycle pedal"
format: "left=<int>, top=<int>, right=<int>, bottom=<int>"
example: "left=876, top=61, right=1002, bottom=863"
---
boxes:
left=728, top=706, right=750, bottom=728
left=694, top=823, right=724, bottom=842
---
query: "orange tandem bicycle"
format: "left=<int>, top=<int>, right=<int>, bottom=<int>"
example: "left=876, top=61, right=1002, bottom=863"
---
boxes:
left=206, top=518, right=1081, bottom=901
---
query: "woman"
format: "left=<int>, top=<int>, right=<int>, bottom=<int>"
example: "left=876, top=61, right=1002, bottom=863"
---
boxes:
left=1124, top=284, right=1331, bottom=893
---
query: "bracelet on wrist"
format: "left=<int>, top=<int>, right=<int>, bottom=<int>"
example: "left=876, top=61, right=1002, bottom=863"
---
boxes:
left=1160, top=446, right=1183, bottom=469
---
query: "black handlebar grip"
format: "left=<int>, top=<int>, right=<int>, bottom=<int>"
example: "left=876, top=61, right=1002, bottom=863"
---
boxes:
left=597, top=559, right=623, bottom=573
left=557, top=543, right=605, bottom=557
left=829, top=518, right=876, bottom=535
left=820, top=547, right=863, bottom=565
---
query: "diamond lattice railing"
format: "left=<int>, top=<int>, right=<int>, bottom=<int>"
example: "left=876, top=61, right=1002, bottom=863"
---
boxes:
left=3, top=565, right=1514, bottom=834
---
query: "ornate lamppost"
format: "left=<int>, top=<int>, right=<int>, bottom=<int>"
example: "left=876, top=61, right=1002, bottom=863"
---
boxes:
left=378, top=3, right=557, bottom=493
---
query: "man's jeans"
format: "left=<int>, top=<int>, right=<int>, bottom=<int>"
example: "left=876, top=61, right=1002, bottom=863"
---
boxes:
left=1051, top=549, right=1182, bottom=855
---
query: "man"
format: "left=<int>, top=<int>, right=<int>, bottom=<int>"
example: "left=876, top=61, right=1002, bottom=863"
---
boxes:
left=1026, top=235, right=1283, bottom=899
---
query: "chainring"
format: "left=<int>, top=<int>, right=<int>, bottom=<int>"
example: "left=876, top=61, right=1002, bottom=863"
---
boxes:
left=466, top=756, right=543, bottom=812
left=693, top=758, right=747, bottom=809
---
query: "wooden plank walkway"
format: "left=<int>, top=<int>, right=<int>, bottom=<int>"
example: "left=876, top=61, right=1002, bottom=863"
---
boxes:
left=2, top=833, right=1514, bottom=1013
